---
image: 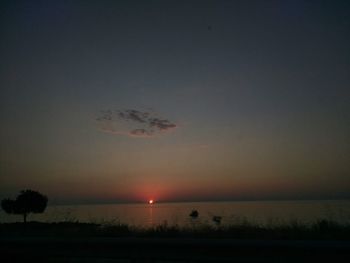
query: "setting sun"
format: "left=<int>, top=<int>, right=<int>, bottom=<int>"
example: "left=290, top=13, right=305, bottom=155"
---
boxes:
left=149, top=199, right=154, bottom=204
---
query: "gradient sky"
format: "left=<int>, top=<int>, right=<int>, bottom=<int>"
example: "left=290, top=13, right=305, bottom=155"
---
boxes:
left=1, top=0, right=349, bottom=204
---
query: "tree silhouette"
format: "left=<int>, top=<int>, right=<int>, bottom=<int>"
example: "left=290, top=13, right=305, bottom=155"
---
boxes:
left=1, top=190, right=48, bottom=223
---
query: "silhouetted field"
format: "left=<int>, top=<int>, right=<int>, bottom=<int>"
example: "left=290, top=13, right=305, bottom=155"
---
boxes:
left=1, top=218, right=349, bottom=240
left=1, top=220, right=350, bottom=262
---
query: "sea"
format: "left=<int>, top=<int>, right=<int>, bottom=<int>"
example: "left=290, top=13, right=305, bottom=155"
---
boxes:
left=1, top=200, right=349, bottom=227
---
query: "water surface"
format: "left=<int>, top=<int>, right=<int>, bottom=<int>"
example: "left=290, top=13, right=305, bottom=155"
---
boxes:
left=1, top=200, right=349, bottom=226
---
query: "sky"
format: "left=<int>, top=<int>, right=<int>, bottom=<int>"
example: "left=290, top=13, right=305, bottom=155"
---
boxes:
left=1, top=0, right=349, bottom=204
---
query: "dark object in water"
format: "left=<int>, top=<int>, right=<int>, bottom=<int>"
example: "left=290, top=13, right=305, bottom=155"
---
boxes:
left=190, top=210, right=199, bottom=218
left=212, top=216, right=222, bottom=225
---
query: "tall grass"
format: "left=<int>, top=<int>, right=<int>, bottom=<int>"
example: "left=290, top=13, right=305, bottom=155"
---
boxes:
left=1, top=218, right=349, bottom=240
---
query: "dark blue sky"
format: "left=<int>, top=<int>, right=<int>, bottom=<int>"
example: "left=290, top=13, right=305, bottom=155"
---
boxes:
left=1, top=0, right=349, bottom=204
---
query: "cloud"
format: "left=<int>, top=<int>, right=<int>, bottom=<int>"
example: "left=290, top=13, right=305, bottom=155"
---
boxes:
left=118, top=109, right=149, bottom=123
left=96, top=108, right=177, bottom=138
left=149, top=118, right=177, bottom=131
left=129, top=129, right=153, bottom=137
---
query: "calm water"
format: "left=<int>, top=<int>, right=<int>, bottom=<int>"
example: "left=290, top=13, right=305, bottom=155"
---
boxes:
left=1, top=200, right=349, bottom=226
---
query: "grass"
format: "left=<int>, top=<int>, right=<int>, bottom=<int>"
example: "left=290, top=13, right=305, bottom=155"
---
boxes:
left=1, top=219, right=349, bottom=240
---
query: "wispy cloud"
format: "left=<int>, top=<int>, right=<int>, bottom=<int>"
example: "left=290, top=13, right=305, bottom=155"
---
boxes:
left=96, top=108, right=177, bottom=138
left=118, top=109, right=149, bottom=123
left=149, top=118, right=177, bottom=131
left=129, top=129, right=153, bottom=137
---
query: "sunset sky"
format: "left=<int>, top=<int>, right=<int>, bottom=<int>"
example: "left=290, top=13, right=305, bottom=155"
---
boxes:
left=1, top=0, right=349, bottom=204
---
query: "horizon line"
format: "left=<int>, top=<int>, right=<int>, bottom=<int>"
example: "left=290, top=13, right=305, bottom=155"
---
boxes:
left=48, top=197, right=350, bottom=206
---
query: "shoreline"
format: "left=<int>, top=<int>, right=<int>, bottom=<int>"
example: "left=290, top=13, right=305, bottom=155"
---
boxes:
left=1, top=220, right=349, bottom=240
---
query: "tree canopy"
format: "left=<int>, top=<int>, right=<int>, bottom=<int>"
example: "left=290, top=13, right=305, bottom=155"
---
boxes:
left=1, top=190, right=48, bottom=223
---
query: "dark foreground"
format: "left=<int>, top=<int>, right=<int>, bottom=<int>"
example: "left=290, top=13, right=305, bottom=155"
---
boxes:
left=1, top=237, right=350, bottom=263
left=1, top=221, right=350, bottom=262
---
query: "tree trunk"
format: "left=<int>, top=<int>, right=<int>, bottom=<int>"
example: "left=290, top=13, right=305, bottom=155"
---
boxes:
left=23, top=213, right=27, bottom=224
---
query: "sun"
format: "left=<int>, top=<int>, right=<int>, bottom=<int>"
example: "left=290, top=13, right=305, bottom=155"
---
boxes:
left=148, top=199, right=154, bottom=204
